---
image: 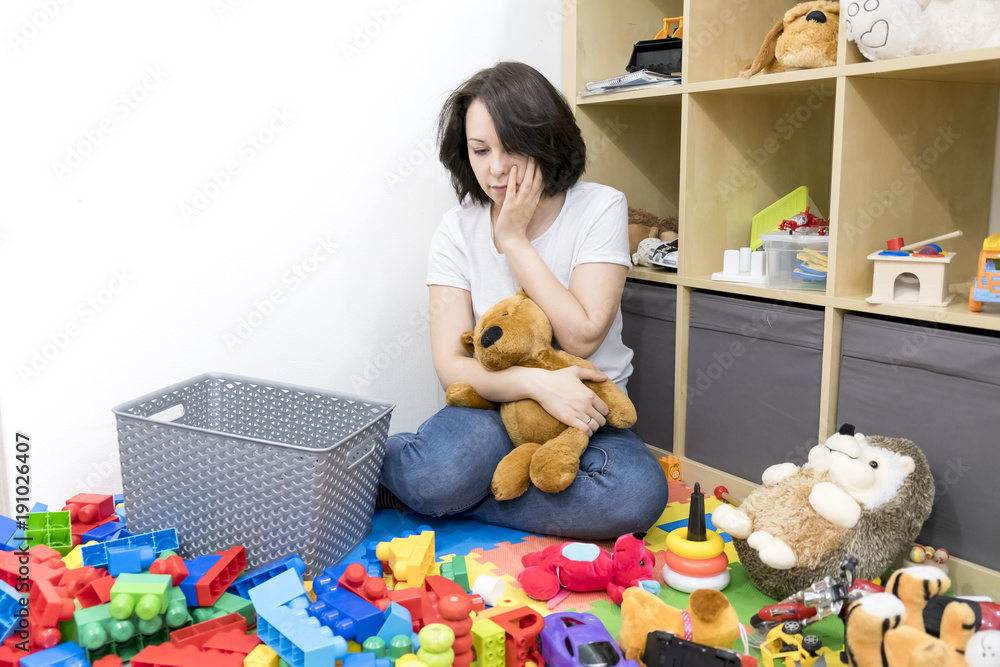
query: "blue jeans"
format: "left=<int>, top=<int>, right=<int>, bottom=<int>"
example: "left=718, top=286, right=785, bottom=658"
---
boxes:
left=379, top=407, right=670, bottom=540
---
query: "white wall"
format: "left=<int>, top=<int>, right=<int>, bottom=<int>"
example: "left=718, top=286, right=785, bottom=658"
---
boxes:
left=0, top=0, right=563, bottom=510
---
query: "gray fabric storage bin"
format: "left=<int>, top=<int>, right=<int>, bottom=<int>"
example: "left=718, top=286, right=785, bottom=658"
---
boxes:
left=686, top=292, right=825, bottom=481
left=620, top=280, right=676, bottom=451
left=837, top=313, right=1000, bottom=571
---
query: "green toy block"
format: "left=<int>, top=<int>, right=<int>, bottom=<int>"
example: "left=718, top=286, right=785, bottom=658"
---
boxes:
left=471, top=618, right=505, bottom=667
left=60, top=603, right=138, bottom=650
left=440, top=555, right=470, bottom=591
left=25, top=511, right=72, bottom=555
left=110, top=573, right=172, bottom=620
left=190, top=591, right=256, bottom=628
left=165, top=586, right=193, bottom=629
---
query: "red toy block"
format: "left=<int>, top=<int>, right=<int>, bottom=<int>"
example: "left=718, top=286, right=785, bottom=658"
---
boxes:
left=27, top=545, right=65, bottom=571
left=190, top=546, right=246, bottom=606
left=63, top=494, right=115, bottom=524
left=386, top=587, right=437, bottom=632
left=201, top=627, right=262, bottom=656
left=57, top=565, right=108, bottom=599
left=149, top=553, right=189, bottom=587
left=0, top=641, right=26, bottom=667
left=76, top=574, right=116, bottom=608
left=92, top=655, right=124, bottom=667
left=170, top=612, right=247, bottom=649
left=338, top=562, right=391, bottom=611
left=490, top=606, right=546, bottom=667
left=70, top=515, right=118, bottom=547
left=425, top=575, right=485, bottom=613
left=0, top=551, right=60, bottom=590
left=29, top=579, right=75, bottom=627
left=131, top=643, right=245, bottom=667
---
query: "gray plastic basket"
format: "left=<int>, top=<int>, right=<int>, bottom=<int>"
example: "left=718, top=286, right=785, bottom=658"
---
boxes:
left=113, top=373, right=394, bottom=578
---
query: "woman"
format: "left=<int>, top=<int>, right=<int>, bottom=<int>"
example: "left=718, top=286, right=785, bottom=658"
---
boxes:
left=379, top=61, right=669, bottom=539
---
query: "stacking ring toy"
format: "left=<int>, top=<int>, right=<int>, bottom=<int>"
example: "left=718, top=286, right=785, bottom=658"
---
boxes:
left=666, top=528, right=725, bottom=560
left=664, top=549, right=729, bottom=577
left=662, top=563, right=730, bottom=593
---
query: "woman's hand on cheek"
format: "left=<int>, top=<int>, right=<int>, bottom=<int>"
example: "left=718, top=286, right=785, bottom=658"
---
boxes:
left=494, top=158, right=544, bottom=245
left=529, top=366, right=609, bottom=435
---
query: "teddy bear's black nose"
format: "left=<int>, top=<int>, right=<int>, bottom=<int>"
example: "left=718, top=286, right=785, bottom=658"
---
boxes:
left=806, top=10, right=827, bottom=22
left=481, top=326, right=503, bottom=348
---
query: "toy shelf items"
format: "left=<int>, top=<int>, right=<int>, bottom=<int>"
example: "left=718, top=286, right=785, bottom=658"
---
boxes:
left=563, top=0, right=1000, bottom=585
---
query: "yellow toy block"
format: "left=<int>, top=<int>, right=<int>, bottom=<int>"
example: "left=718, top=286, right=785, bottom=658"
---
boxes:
left=471, top=618, right=505, bottom=667
left=376, top=530, right=435, bottom=588
left=244, top=643, right=280, bottom=667
left=63, top=541, right=96, bottom=569
left=396, top=654, right=429, bottom=667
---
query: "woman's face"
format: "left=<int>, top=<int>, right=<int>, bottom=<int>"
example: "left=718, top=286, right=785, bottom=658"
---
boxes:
left=465, top=98, right=529, bottom=208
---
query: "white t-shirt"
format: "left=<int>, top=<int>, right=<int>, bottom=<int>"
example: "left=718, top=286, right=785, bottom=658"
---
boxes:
left=426, top=181, right=634, bottom=392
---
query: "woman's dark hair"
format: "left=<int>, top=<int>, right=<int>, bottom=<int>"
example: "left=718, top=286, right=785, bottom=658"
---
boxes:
left=437, top=61, right=586, bottom=206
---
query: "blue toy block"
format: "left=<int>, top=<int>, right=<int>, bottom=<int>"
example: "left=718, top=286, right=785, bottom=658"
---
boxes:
left=308, top=587, right=382, bottom=642
left=82, top=521, right=128, bottom=543
left=179, top=553, right=221, bottom=606
left=256, top=604, right=348, bottom=667
left=0, top=516, right=16, bottom=547
left=247, top=568, right=311, bottom=614
left=344, top=653, right=391, bottom=667
left=19, top=641, right=88, bottom=667
left=113, top=494, right=124, bottom=506
left=0, top=580, right=20, bottom=642
left=107, top=545, right=155, bottom=576
left=377, top=602, right=412, bottom=644
left=81, top=528, right=179, bottom=567
left=31, top=502, right=48, bottom=513
left=312, top=562, right=351, bottom=598
left=228, top=554, right=306, bottom=599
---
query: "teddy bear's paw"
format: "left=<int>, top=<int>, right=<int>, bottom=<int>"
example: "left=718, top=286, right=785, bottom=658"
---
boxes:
left=711, top=504, right=752, bottom=539
left=491, top=443, right=541, bottom=501
left=529, top=446, right=581, bottom=494
left=748, top=531, right=797, bottom=570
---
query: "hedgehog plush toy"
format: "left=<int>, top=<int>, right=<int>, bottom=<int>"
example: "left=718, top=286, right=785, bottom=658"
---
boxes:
left=713, top=424, right=934, bottom=599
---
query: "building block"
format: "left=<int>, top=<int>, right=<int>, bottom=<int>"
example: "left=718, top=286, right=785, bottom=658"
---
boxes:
left=189, top=590, right=255, bottom=629
left=245, top=643, right=281, bottom=667
left=344, top=653, right=391, bottom=667
left=149, top=554, right=188, bottom=587
left=82, top=522, right=127, bottom=544
left=107, top=545, right=156, bottom=576
left=376, top=530, right=435, bottom=588
left=18, top=641, right=87, bottom=667
left=109, top=573, right=171, bottom=620
left=130, top=642, right=245, bottom=667
left=0, top=551, right=61, bottom=591
left=91, top=655, right=123, bottom=667
left=24, top=513, right=72, bottom=556
left=29, top=579, right=74, bottom=628
left=76, top=574, right=116, bottom=608
left=62, top=543, right=87, bottom=569
left=489, top=607, right=545, bottom=667
left=439, top=556, right=470, bottom=592
left=338, top=562, right=391, bottom=611
left=169, top=612, right=246, bottom=649
left=377, top=603, right=414, bottom=644
left=471, top=618, right=506, bottom=667
left=247, top=569, right=309, bottom=613
left=388, top=635, right=414, bottom=663
left=81, top=529, right=179, bottom=568
left=181, top=546, right=246, bottom=607
left=308, top=586, right=383, bottom=642
left=424, top=576, right=484, bottom=614
left=58, top=565, right=108, bottom=600
left=227, top=554, right=305, bottom=599
left=201, top=626, right=262, bottom=655
left=659, top=455, right=682, bottom=482
left=417, top=623, right=454, bottom=667
left=0, top=518, right=16, bottom=549
left=63, top=494, right=115, bottom=524
left=29, top=545, right=67, bottom=572
left=70, top=516, right=119, bottom=549
left=0, top=581, right=19, bottom=643
left=61, top=603, right=138, bottom=652
left=255, top=604, right=348, bottom=667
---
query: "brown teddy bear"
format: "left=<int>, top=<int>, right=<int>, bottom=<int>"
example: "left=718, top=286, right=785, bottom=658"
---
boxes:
left=617, top=586, right=741, bottom=666
left=741, top=1, right=840, bottom=78
left=444, top=288, right=637, bottom=500
left=628, top=207, right=678, bottom=258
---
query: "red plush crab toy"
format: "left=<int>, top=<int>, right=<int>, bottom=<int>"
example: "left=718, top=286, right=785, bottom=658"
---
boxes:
left=517, top=532, right=658, bottom=606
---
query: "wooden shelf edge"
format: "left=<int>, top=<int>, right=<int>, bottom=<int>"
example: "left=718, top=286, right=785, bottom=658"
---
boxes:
left=644, top=448, right=1000, bottom=598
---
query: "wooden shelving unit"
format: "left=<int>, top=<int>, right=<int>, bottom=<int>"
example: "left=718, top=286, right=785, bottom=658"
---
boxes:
left=565, top=0, right=1000, bottom=590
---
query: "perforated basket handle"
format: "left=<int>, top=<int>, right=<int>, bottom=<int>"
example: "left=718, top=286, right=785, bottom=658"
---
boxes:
left=146, top=401, right=186, bottom=423
left=345, top=432, right=379, bottom=469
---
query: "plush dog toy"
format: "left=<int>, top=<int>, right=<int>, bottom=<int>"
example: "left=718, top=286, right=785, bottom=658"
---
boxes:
left=712, top=425, right=934, bottom=600
left=617, top=586, right=741, bottom=666
left=445, top=288, right=637, bottom=500
left=843, top=566, right=1000, bottom=666
left=742, top=1, right=840, bottom=78
left=844, top=0, right=1000, bottom=61
left=517, top=532, right=656, bottom=605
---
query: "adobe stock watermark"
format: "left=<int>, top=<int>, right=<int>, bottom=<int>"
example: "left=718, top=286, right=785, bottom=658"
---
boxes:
left=340, top=0, right=404, bottom=64
left=8, top=0, right=71, bottom=53
left=840, top=125, right=960, bottom=246
left=213, top=0, right=248, bottom=20
left=716, top=83, right=835, bottom=198
left=385, top=136, right=434, bottom=192
left=350, top=289, right=457, bottom=392
left=224, top=235, right=339, bottom=350
left=51, top=65, right=168, bottom=184
left=18, top=268, right=134, bottom=385
left=179, top=106, right=295, bottom=223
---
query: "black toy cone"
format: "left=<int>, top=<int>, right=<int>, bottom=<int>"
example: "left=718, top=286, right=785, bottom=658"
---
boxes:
left=687, top=482, right=707, bottom=542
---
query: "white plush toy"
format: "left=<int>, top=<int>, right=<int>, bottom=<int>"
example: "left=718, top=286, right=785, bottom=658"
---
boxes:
left=967, top=630, right=1000, bottom=667
left=845, top=0, right=1000, bottom=61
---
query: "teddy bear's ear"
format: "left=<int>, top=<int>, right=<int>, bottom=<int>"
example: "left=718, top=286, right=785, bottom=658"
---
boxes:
left=516, top=286, right=529, bottom=299
left=460, top=330, right=475, bottom=354
left=741, top=18, right=784, bottom=78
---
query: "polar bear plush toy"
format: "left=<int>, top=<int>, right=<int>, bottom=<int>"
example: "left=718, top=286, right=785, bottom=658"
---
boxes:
left=713, top=424, right=935, bottom=599
left=844, top=0, right=1000, bottom=61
